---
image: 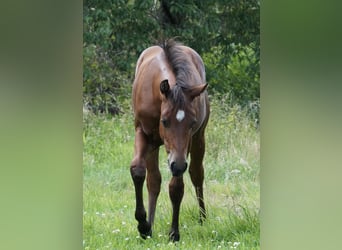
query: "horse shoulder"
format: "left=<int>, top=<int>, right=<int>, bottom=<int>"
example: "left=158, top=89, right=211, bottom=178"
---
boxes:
left=135, top=46, right=164, bottom=76
left=133, top=46, right=166, bottom=136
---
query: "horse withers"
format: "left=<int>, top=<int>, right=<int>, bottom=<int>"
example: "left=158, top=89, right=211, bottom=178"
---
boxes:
left=130, top=39, right=210, bottom=242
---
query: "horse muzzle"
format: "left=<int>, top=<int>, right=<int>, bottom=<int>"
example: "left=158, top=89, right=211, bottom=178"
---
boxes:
left=170, top=160, right=188, bottom=177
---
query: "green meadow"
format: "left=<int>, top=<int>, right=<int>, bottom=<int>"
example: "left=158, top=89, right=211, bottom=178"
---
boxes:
left=83, top=97, right=260, bottom=249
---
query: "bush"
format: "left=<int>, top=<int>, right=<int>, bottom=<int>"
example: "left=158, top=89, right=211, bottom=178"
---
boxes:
left=203, top=44, right=259, bottom=106
left=83, top=42, right=134, bottom=115
left=83, top=1, right=259, bottom=117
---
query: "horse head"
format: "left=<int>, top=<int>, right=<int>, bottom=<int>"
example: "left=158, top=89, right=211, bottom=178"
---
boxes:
left=159, top=79, right=207, bottom=177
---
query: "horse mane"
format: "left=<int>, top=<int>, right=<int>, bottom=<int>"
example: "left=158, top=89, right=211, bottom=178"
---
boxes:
left=160, top=39, right=193, bottom=108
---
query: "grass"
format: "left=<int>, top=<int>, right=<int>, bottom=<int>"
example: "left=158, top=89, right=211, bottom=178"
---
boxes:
left=83, top=96, right=260, bottom=249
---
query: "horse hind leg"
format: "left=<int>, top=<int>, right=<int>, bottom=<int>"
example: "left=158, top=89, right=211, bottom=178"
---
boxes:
left=130, top=127, right=151, bottom=238
left=189, top=134, right=206, bottom=223
left=146, top=148, right=161, bottom=236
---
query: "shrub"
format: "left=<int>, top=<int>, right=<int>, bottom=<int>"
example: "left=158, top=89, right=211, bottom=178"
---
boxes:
left=203, top=44, right=259, bottom=106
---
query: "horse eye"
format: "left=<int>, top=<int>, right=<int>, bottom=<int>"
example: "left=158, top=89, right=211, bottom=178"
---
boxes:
left=161, top=118, right=170, bottom=128
left=190, top=119, right=197, bottom=129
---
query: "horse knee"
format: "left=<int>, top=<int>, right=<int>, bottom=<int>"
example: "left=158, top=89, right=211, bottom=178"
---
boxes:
left=130, top=158, right=146, bottom=179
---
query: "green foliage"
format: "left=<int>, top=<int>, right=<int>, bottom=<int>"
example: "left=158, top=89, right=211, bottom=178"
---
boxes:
left=83, top=45, right=117, bottom=114
left=83, top=0, right=260, bottom=114
left=203, top=44, right=259, bottom=105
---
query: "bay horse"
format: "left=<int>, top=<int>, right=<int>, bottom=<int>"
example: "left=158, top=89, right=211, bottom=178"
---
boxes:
left=130, top=39, right=210, bottom=242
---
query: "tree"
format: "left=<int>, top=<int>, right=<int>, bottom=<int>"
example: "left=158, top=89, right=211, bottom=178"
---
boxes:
left=83, top=0, right=260, bottom=114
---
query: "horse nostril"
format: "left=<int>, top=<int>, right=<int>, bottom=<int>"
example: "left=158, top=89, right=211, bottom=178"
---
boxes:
left=170, top=161, right=176, bottom=172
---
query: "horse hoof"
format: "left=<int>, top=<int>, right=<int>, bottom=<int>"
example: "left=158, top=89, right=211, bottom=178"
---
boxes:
left=199, top=216, right=206, bottom=225
left=140, top=231, right=152, bottom=240
left=138, top=222, right=152, bottom=239
left=169, top=231, right=180, bottom=242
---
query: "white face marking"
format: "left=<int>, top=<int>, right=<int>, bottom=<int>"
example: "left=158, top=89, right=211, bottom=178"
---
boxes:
left=176, top=109, right=185, bottom=122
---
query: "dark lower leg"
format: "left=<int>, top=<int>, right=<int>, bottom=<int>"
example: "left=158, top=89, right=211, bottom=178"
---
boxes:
left=130, top=162, right=151, bottom=238
left=189, top=165, right=206, bottom=223
left=168, top=176, right=184, bottom=242
left=189, top=133, right=206, bottom=223
left=196, top=185, right=206, bottom=222
left=130, top=127, right=151, bottom=238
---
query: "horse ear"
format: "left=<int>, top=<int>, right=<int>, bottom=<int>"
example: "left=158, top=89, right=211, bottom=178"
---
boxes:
left=160, top=79, right=170, bottom=97
left=185, top=83, right=208, bottom=100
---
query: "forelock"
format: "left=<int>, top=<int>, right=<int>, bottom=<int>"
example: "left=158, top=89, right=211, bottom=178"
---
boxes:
left=169, top=84, right=186, bottom=109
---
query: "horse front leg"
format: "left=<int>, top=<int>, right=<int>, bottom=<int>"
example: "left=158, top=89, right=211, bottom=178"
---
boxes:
left=168, top=176, right=184, bottom=242
left=146, top=148, right=161, bottom=235
left=130, top=127, right=151, bottom=238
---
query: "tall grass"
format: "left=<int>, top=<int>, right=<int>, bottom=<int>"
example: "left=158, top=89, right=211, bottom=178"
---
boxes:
left=83, top=95, right=260, bottom=249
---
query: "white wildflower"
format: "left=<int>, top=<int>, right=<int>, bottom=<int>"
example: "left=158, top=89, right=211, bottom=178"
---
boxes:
left=239, top=158, right=248, bottom=166
left=231, top=169, right=241, bottom=174
left=233, top=242, right=240, bottom=247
